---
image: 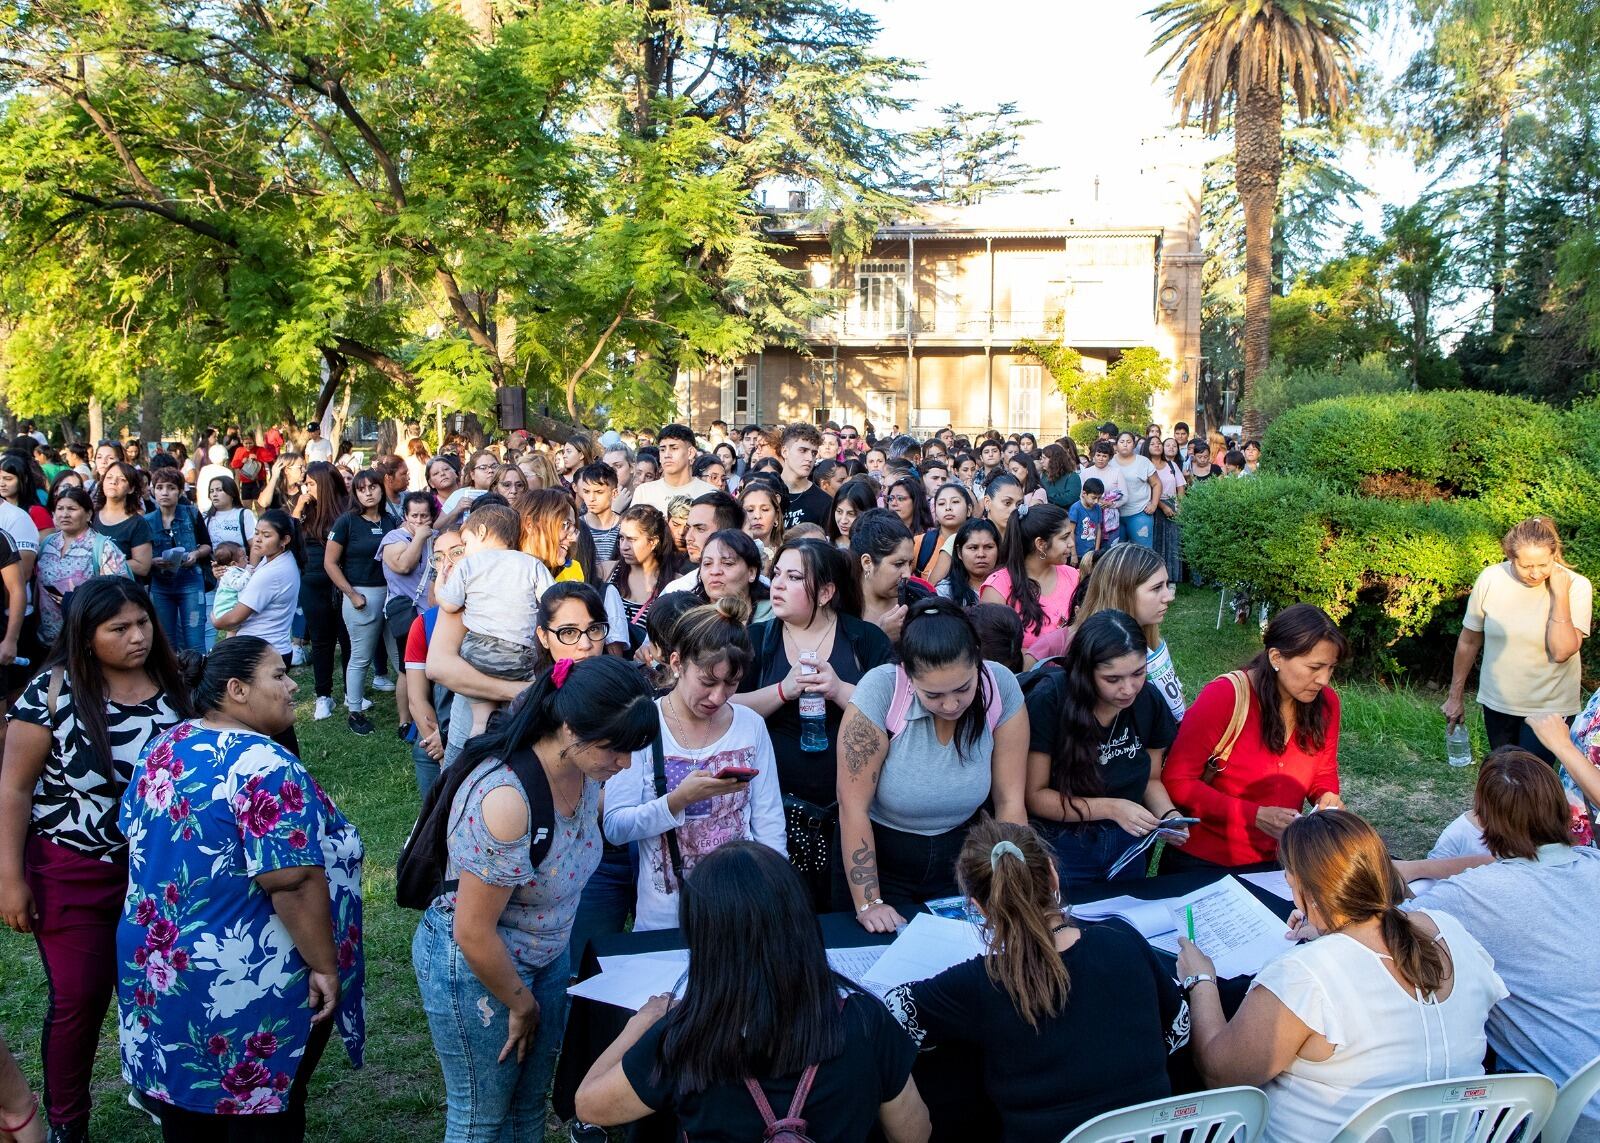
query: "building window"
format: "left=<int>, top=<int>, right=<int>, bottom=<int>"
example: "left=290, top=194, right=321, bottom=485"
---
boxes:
left=721, top=365, right=753, bottom=423
left=1008, top=364, right=1042, bottom=435
left=852, top=260, right=908, bottom=335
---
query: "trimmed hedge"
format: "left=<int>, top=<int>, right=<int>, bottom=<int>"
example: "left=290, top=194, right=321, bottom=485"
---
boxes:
left=1183, top=391, right=1600, bottom=678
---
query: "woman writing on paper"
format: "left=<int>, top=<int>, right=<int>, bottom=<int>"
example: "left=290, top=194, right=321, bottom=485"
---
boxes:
left=883, top=818, right=1187, bottom=1143
left=1178, top=810, right=1507, bottom=1143
left=1164, top=605, right=1347, bottom=869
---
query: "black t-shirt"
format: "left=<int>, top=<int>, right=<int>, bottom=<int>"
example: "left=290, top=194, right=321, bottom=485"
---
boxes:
left=739, top=618, right=894, bottom=806
left=622, top=990, right=917, bottom=1143
left=329, top=510, right=394, bottom=587
left=92, top=513, right=155, bottom=559
left=885, top=920, right=1186, bottom=1143
left=1025, top=675, right=1177, bottom=802
left=1188, top=466, right=1219, bottom=483
left=783, top=482, right=833, bottom=529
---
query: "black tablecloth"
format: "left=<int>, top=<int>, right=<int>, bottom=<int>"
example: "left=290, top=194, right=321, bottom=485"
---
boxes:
left=551, top=864, right=1293, bottom=1140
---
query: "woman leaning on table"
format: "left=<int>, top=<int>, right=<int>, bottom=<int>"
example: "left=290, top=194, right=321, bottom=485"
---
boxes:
left=1164, top=604, right=1347, bottom=870
left=1443, top=516, right=1592, bottom=754
left=836, top=596, right=1029, bottom=931
left=1177, top=810, right=1506, bottom=1143
left=117, top=636, right=366, bottom=1143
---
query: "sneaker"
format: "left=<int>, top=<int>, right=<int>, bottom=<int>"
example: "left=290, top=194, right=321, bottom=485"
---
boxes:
left=346, top=696, right=373, bottom=713
left=290, top=644, right=307, bottom=667
left=397, top=722, right=415, bottom=744
left=314, top=696, right=335, bottom=721
left=370, top=675, right=396, bottom=692
left=347, top=711, right=374, bottom=736
left=568, top=1120, right=609, bottom=1143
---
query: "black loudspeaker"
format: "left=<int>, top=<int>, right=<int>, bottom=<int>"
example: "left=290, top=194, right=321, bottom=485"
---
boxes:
left=495, top=386, right=526, bottom=431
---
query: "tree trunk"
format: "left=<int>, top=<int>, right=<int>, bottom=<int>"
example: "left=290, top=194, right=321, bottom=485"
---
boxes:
left=1236, top=77, right=1282, bottom=440
left=1489, top=105, right=1512, bottom=337
left=87, top=395, right=104, bottom=444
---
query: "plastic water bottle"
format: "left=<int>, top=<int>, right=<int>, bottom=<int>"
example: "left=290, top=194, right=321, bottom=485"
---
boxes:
left=1445, top=724, right=1473, bottom=768
left=797, top=650, right=828, bottom=752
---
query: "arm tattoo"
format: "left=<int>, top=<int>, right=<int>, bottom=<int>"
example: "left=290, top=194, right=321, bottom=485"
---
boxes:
left=848, top=840, right=881, bottom=901
left=841, top=711, right=885, bottom=778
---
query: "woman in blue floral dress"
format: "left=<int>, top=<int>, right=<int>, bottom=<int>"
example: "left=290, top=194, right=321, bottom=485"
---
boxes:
left=116, top=636, right=364, bottom=1141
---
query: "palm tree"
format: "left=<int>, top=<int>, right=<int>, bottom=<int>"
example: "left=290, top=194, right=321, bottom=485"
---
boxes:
left=1148, top=0, right=1363, bottom=437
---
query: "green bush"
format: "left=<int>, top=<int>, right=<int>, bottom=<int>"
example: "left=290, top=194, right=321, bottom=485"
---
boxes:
left=1244, top=354, right=1407, bottom=426
left=1068, top=420, right=1102, bottom=449
left=1179, top=474, right=1507, bottom=679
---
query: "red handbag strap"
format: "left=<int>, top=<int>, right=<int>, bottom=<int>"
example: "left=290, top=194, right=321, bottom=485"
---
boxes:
left=742, top=1062, right=820, bottom=1139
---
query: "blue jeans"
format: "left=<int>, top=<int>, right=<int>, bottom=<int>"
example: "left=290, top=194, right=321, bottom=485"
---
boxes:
left=1121, top=510, right=1155, bottom=549
left=413, top=906, right=570, bottom=1143
left=567, top=846, right=637, bottom=969
left=150, top=577, right=206, bottom=653
left=1034, top=819, right=1143, bottom=891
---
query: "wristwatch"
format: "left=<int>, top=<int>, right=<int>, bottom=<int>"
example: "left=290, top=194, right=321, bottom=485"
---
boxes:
left=1180, top=973, right=1217, bottom=993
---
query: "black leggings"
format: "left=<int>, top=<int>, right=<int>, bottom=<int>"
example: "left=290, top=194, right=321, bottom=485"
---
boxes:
left=1482, top=705, right=1564, bottom=767
left=156, top=1018, right=330, bottom=1142
left=299, top=563, right=349, bottom=699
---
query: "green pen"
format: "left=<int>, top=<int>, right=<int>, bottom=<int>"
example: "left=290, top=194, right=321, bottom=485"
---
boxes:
left=1185, top=904, right=1196, bottom=942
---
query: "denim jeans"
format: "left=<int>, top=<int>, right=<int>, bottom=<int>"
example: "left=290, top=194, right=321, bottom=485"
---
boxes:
left=567, top=846, right=637, bottom=969
left=1033, top=819, right=1143, bottom=892
left=1121, top=510, right=1155, bottom=549
left=413, top=907, right=570, bottom=1143
left=150, top=576, right=207, bottom=653
left=341, top=584, right=389, bottom=711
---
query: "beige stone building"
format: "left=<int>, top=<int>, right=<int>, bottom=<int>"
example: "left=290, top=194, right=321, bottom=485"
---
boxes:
left=674, top=134, right=1208, bottom=438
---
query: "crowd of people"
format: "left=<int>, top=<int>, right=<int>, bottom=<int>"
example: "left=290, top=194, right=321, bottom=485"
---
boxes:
left=0, top=414, right=1594, bottom=1143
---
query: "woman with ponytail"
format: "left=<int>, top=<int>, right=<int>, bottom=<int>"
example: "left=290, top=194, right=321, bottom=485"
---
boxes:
left=883, top=818, right=1187, bottom=1143
left=603, top=596, right=786, bottom=931
left=979, top=502, right=1079, bottom=666
left=414, top=655, right=658, bottom=1141
left=116, top=635, right=366, bottom=1141
left=1179, top=810, right=1508, bottom=1143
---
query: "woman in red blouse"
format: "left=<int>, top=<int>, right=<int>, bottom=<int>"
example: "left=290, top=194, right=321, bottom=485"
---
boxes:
left=1165, top=604, right=1348, bottom=868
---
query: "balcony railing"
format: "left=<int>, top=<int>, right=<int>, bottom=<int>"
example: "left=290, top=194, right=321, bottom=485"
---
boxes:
left=806, top=310, right=1063, bottom=341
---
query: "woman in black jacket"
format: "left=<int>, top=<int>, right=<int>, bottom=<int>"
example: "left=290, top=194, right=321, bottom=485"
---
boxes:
left=735, top=538, right=893, bottom=908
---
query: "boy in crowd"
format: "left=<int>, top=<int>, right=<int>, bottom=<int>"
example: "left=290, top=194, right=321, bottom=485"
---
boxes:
left=577, top=461, right=622, bottom=572
left=1223, top=449, right=1248, bottom=477
left=1087, top=439, right=1124, bottom=544
left=921, top=459, right=949, bottom=501
left=1069, top=478, right=1104, bottom=566
left=778, top=422, right=831, bottom=528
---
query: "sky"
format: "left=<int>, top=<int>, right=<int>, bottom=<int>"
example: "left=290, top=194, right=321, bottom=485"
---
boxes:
left=869, top=0, right=1433, bottom=240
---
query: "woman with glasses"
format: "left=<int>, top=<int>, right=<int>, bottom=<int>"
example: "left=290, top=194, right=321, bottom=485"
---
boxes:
left=90, top=461, right=153, bottom=581
left=441, top=449, right=498, bottom=515
left=492, top=462, right=529, bottom=501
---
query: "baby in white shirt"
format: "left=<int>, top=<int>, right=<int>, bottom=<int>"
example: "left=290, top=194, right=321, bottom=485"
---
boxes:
left=434, top=502, right=553, bottom=733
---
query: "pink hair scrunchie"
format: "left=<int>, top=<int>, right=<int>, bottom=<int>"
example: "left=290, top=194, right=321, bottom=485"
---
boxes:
left=551, top=658, right=574, bottom=689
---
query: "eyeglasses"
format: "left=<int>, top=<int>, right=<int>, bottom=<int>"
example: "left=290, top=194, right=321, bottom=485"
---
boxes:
left=429, top=544, right=467, bottom=566
left=474, top=462, right=496, bottom=472
left=548, top=622, right=608, bottom=645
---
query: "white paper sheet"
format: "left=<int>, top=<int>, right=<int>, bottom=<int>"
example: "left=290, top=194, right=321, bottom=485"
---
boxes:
left=827, top=946, right=887, bottom=988
left=568, top=954, right=688, bottom=1010
left=1240, top=869, right=1295, bottom=902
left=1070, top=894, right=1178, bottom=941
left=597, top=949, right=689, bottom=976
left=1168, top=876, right=1294, bottom=978
left=860, top=913, right=987, bottom=993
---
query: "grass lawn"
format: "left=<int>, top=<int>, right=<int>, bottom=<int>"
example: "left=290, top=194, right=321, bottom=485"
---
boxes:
left=0, top=584, right=1484, bottom=1139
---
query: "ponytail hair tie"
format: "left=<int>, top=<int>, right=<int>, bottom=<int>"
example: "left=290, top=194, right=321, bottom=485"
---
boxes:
left=552, top=658, right=574, bottom=689
left=989, top=840, right=1024, bottom=869
left=1015, top=501, right=1029, bottom=518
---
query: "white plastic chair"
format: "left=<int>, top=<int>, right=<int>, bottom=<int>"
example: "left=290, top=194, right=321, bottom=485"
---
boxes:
left=1543, top=1053, right=1600, bottom=1143
left=1060, top=1086, right=1270, bottom=1143
left=1330, top=1074, right=1557, bottom=1143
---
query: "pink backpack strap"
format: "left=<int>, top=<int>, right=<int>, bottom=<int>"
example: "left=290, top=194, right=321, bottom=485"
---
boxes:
left=743, top=1063, right=821, bottom=1140
left=885, top=665, right=913, bottom=736
left=887, top=663, right=1004, bottom=735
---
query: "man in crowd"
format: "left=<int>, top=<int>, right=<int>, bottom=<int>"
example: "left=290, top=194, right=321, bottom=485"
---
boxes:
left=631, top=423, right=715, bottom=519
left=778, top=422, right=830, bottom=528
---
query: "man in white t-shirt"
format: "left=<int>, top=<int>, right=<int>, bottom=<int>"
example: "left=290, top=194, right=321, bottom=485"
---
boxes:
left=302, top=422, right=334, bottom=464
left=630, top=423, right=715, bottom=519
left=196, top=445, right=235, bottom=499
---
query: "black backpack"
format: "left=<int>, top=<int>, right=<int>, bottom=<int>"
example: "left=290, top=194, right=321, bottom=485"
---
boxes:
left=395, top=747, right=556, bottom=910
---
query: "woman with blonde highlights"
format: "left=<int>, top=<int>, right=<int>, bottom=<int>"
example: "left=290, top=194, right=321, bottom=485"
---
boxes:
left=883, top=818, right=1186, bottom=1142
left=1179, top=810, right=1508, bottom=1143
left=1074, top=544, right=1184, bottom=718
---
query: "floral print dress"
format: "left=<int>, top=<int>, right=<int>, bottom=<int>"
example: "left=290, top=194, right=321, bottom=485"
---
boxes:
left=116, top=721, right=366, bottom=1116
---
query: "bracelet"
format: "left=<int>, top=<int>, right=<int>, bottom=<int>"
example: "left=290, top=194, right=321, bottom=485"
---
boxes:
left=776, top=680, right=788, bottom=703
left=1160, top=808, right=1183, bottom=820
left=0, top=1094, right=38, bottom=1135
left=858, top=898, right=884, bottom=913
